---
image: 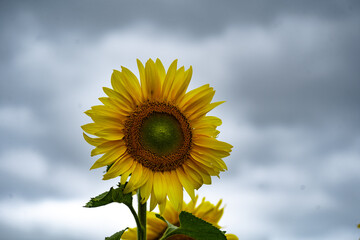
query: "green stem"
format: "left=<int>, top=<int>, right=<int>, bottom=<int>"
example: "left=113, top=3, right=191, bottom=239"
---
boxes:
left=137, top=190, right=147, bottom=240
left=128, top=204, right=142, bottom=237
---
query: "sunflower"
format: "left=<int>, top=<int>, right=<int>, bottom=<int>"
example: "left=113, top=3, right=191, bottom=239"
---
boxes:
left=82, top=59, right=232, bottom=211
left=121, top=196, right=238, bottom=240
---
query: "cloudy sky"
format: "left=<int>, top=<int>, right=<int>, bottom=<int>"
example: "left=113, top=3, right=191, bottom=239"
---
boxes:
left=1, top=0, right=360, bottom=239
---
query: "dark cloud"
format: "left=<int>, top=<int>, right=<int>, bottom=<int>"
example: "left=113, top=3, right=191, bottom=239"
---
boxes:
left=1, top=0, right=360, bottom=41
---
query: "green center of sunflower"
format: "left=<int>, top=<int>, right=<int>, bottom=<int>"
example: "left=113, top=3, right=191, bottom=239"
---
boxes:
left=140, top=113, right=184, bottom=156
left=124, top=102, right=192, bottom=172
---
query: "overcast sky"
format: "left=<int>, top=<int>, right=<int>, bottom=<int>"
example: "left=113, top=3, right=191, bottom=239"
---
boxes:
left=1, top=0, right=360, bottom=239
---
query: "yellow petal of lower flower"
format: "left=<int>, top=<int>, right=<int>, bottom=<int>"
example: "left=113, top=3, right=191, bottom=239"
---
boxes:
left=122, top=195, right=238, bottom=240
left=226, top=234, right=239, bottom=240
left=121, top=227, right=137, bottom=240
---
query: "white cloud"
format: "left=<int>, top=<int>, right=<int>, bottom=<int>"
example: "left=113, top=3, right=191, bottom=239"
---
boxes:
left=0, top=198, right=134, bottom=240
left=0, top=106, right=44, bottom=136
left=0, top=148, right=48, bottom=181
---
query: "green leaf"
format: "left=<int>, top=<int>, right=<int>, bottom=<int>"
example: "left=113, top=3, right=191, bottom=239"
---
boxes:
left=105, top=228, right=127, bottom=240
left=156, top=211, right=226, bottom=240
left=84, top=184, right=132, bottom=208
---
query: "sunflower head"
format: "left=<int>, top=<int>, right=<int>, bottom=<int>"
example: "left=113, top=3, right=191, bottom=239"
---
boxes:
left=82, top=59, right=232, bottom=212
left=121, top=196, right=239, bottom=240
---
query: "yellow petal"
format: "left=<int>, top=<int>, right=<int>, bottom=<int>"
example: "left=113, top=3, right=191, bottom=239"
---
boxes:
left=87, top=114, right=124, bottom=128
left=150, top=188, right=158, bottom=211
left=178, top=84, right=210, bottom=109
left=81, top=123, right=104, bottom=135
left=145, top=59, right=162, bottom=100
left=124, top=163, right=144, bottom=193
left=186, top=161, right=212, bottom=184
left=182, top=164, right=203, bottom=188
left=192, top=116, right=222, bottom=129
left=193, top=136, right=233, bottom=152
left=193, top=127, right=220, bottom=138
left=176, top=167, right=196, bottom=201
left=190, top=151, right=223, bottom=171
left=139, top=171, right=153, bottom=204
left=169, top=66, right=184, bottom=101
left=153, top=172, right=167, bottom=204
left=192, top=149, right=228, bottom=171
left=83, top=133, right=106, bottom=146
left=91, top=140, right=122, bottom=156
left=162, top=59, right=177, bottom=101
left=103, top=87, right=134, bottom=109
left=193, top=145, right=230, bottom=158
left=89, top=105, right=126, bottom=120
left=137, top=59, right=147, bottom=100
left=158, top=200, right=167, bottom=214
left=183, top=89, right=215, bottom=116
left=121, top=67, right=142, bottom=105
left=95, top=128, right=124, bottom=141
left=189, top=101, right=225, bottom=121
left=226, top=234, right=239, bottom=240
left=98, top=97, right=130, bottom=116
left=167, top=171, right=183, bottom=211
left=155, top=58, right=166, bottom=86
left=172, top=66, right=193, bottom=103
left=90, top=145, right=126, bottom=169
left=102, top=155, right=133, bottom=180
left=121, top=160, right=137, bottom=185
left=111, top=70, right=138, bottom=105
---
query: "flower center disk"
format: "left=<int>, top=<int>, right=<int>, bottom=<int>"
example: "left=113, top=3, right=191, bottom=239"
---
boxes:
left=140, top=113, right=183, bottom=156
left=125, top=102, right=192, bottom=172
